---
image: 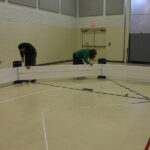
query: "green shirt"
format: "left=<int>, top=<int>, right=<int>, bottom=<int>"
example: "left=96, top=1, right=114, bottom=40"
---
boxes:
left=74, top=49, right=90, bottom=64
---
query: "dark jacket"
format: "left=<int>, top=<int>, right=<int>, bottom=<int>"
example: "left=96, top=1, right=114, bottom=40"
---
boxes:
left=20, top=43, right=37, bottom=66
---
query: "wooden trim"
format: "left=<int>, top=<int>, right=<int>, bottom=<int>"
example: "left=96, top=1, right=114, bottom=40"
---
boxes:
left=128, top=61, right=150, bottom=65
left=107, top=60, right=124, bottom=63
left=37, top=60, right=72, bottom=66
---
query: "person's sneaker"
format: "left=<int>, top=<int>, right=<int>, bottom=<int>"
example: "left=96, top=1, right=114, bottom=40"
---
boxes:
left=31, top=80, right=36, bottom=83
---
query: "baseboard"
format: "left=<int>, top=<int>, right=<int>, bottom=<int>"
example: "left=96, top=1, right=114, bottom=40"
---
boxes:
left=37, top=60, right=126, bottom=66
left=0, top=82, right=13, bottom=88
left=128, top=61, right=150, bottom=65
left=37, top=60, right=72, bottom=66
left=106, top=60, right=124, bottom=63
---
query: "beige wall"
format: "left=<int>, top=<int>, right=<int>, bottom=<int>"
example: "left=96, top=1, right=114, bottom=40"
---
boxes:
left=106, top=27, right=124, bottom=61
left=0, top=21, right=80, bottom=68
left=79, top=21, right=126, bottom=62
left=79, top=26, right=125, bottom=61
left=0, top=0, right=131, bottom=69
left=78, top=0, right=131, bottom=62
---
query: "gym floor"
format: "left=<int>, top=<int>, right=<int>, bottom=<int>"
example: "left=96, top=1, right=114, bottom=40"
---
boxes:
left=0, top=77, right=150, bottom=150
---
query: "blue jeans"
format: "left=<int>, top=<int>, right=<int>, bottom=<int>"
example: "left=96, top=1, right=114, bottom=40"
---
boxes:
left=73, top=53, right=84, bottom=65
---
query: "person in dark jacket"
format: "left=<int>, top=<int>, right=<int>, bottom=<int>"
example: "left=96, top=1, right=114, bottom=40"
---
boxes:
left=18, top=43, right=37, bottom=69
left=18, top=43, right=37, bottom=83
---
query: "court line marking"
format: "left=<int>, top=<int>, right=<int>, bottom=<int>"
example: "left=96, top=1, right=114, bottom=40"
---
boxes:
left=41, top=111, right=49, bottom=150
left=37, top=82, right=150, bottom=101
left=129, top=101, right=150, bottom=104
left=107, top=78, right=150, bottom=99
left=1, top=82, right=149, bottom=107
left=0, top=89, right=52, bottom=105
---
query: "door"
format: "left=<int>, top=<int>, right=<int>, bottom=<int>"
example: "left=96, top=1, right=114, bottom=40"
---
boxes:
left=106, top=27, right=124, bottom=61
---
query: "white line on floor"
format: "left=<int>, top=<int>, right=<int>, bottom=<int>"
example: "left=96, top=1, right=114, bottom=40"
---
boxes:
left=0, top=89, right=51, bottom=105
left=41, top=111, right=49, bottom=150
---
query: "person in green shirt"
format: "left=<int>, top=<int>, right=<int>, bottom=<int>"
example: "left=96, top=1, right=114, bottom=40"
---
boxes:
left=73, top=49, right=97, bottom=66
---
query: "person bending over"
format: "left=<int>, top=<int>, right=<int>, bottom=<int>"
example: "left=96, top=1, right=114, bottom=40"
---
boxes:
left=73, top=49, right=97, bottom=66
left=18, top=43, right=37, bottom=83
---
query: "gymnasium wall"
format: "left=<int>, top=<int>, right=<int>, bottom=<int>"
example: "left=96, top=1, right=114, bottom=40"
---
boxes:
left=0, top=1, right=80, bottom=68
left=0, top=0, right=131, bottom=69
left=79, top=16, right=125, bottom=61
left=129, top=0, right=150, bottom=63
left=130, top=0, right=150, bottom=33
left=78, top=0, right=130, bottom=62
